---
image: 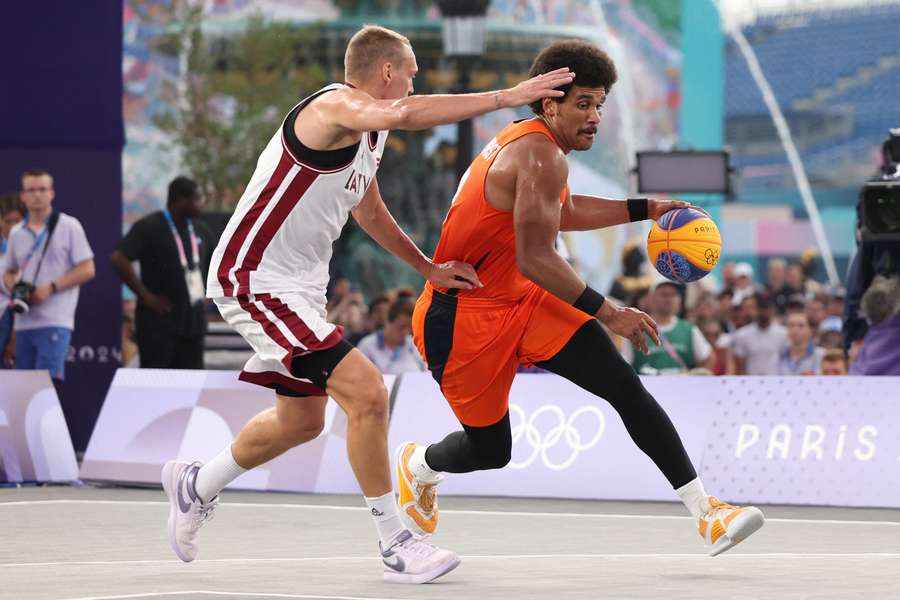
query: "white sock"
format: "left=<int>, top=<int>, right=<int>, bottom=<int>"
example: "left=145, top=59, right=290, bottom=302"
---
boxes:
left=410, top=444, right=442, bottom=483
left=195, top=445, right=247, bottom=503
left=675, top=477, right=710, bottom=518
left=365, top=492, right=405, bottom=548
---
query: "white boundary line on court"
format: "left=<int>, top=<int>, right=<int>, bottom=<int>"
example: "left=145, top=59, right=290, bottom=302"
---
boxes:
left=4, top=552, right=900, bottom=569
left=1, top=498, right=899, bottom=527
left=57, top=592, right=404, bottom=600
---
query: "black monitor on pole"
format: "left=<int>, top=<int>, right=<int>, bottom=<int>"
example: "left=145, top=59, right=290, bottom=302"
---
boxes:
left=635, top=150, right=732, bottom=195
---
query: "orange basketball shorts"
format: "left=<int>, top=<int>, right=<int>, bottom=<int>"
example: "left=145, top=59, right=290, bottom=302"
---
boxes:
left=412, top=284, right=592, bottom=427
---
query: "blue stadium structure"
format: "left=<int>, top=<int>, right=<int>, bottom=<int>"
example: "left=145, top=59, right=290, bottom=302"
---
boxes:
left=726, top=5, right=900, bottom=202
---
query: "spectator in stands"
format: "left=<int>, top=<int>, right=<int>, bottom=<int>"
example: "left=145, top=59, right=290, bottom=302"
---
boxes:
left=0, top=192, right=25, bottom=367
left=825, top=286, right=845, bottom=318
left=608, top=240, right=653, bottom=304
left=817, top=315, right=844, bottom=350
left=821, top=349, right=849, bottom=376
left=715, top=289, right=736, bottom=333
left=720, top=260, right=736, bottom=293
left=325, top=276, right=352, bottom=314
left=799, top=250, right=824, bottom=297
left=345, top=294, right=389, bottom=346
left=848, top=275, right=900, bottom=375
left=731, top=292, right=787, bottom=375
left=731, top=262, right=756, bottom=305
left=356, top=297, right=425, bottom=374
left=698, top=318, right=729, bottom=376
left=632, top=287, right=652, bottom=315
left=625, top=280, right=713, bottom=374
left=111, top=177, right=213, bottom=369
left=776, top=311, right=823, bottom=375
left=766, top=258, right=792, bottom=313
left=3, top=169, right=95, bottom=381
left=785, top=262, right=806, bottom=298
left=328, top=284, right=367, bottom=341
left=805, top=296, right=828, bottom=337
left=733, top=293, right=758, bottom=330
left=689, top=292, right=717, bottom=325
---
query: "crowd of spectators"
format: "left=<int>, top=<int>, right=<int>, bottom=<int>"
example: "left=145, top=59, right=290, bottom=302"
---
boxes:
left=323, top=238, right=900, bottom=377
left=609, top=248, right=898, bottom=376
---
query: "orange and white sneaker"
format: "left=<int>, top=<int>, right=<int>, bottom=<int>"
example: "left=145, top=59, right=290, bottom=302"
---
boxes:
left=699, top=496, right=765, bottom=556
left=395, top=441, right=443, bottom=536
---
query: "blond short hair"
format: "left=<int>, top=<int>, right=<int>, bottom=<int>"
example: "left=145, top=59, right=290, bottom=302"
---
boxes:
left=344, top=25, right=411, bottom=83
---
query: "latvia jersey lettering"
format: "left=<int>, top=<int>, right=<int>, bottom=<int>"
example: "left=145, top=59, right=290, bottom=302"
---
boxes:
left=208, top=83, right=387, bottom=396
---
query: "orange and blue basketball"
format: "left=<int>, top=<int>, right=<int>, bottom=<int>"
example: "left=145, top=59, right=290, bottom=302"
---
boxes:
left=646, top=207, right=721, bottom=283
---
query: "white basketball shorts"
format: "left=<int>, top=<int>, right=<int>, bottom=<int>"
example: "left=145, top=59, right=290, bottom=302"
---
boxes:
left=214, top=292, right=346, bottom=396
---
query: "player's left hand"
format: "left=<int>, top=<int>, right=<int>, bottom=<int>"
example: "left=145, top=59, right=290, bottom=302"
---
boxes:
left=649, top=198, right=693, bottom=222
left=427, top=260, right=483, bottom=290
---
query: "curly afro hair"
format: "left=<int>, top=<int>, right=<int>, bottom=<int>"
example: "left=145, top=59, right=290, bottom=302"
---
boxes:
left=528, top=39, right=617, bottom=115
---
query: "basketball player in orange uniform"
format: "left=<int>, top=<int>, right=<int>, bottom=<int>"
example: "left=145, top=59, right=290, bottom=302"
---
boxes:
left=396, top=40, right=765, bottom=557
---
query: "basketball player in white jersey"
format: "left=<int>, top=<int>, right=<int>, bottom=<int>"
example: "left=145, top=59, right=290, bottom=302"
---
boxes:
left=160, top=25, right=574, bottom=584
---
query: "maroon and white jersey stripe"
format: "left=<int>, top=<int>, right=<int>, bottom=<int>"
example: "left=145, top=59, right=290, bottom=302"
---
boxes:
left=207, top=83, right=387, bottom=312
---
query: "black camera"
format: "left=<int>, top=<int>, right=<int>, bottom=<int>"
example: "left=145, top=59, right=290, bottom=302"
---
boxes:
left=10, top=281, right=35, bottom=314
left=859, top=129, right=900, bottom=242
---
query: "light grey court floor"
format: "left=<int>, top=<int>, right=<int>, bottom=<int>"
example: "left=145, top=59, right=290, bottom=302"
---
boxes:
left=3, top=486, right=900, bottom=600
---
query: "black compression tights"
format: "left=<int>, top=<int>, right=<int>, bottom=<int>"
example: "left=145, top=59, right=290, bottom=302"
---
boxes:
left=424, top=320, right=697, bottom=488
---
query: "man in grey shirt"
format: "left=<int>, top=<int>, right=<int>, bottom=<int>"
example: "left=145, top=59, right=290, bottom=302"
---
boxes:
left=2, top=169, right=95, bottom=380
left=732, top=292, right=788, bottom=375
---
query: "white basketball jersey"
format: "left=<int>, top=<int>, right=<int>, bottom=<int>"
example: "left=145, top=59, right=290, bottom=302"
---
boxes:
left=207, top=83, right=388, bottom=310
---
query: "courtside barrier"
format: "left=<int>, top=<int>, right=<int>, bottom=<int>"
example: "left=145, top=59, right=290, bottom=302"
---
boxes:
left=80, top=369, right=395, bottom=493
left=0, top=371, right=79, bottom=483
left=389, top=373, right=900, bottom=507
left=81, top=369, right=900, bottom=507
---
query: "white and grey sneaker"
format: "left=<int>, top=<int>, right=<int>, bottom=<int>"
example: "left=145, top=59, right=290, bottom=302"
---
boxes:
left=161, top=460, right=218, bottom=562
left=380, top=529, right=460, bottom=584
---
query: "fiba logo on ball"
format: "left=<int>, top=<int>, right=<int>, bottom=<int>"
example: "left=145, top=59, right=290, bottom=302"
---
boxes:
left=647, top=207, right=722, bottom=283
left=508, top=403, right=606, bottom=471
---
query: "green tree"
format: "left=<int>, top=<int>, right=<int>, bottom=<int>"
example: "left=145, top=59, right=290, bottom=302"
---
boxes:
left=156, top=11, right=327, bottom=211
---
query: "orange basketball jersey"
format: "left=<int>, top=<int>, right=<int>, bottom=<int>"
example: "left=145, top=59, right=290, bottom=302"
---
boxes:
left=431, top=118, right=567, bottom=303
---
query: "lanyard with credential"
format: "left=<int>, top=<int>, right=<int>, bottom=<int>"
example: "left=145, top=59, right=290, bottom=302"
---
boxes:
left=19, top=226, right=50, bottom=274
left=162, top=208, right=199, bottom=270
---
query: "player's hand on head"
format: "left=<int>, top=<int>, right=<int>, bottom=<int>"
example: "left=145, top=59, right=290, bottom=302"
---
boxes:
left=598, top=304, right=660, bottom=354
left=648, top=198, right=694, bottom=222
left=501, top=68, right=575, bottom=109
left=427, top=260, right=483, bottom=290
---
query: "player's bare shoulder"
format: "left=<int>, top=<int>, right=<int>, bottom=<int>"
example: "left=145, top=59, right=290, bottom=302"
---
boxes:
left=487, top=132, right=567, bottom=211
left=295, top=86, right=366, bottom=150
left=510, top=132, right=567, bottom=179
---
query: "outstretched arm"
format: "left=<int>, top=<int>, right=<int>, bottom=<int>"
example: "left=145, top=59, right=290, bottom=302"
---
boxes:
left=351, top=179, right=482, bottom=290
left=560, top=195, right=692, bottom=231
left=321, top=68, right=574, bottom=133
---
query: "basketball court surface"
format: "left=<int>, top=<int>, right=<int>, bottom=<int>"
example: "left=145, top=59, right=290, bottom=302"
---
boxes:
left=3, top=486, right=899, bottom=600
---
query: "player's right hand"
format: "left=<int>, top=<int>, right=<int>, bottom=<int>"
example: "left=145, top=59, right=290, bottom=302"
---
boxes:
left=500, top=68, right=575, bottom=108
left=597, top=303, right=660, bottom=354
left=427, top=260, right=483, bottom=290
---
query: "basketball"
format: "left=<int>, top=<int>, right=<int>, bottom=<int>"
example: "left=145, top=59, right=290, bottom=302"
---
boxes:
left=646, top=207, right=721, bottom=283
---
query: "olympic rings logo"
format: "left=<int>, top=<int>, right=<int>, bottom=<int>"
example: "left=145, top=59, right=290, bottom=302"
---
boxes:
left=508, top=403, right=606, bottom=471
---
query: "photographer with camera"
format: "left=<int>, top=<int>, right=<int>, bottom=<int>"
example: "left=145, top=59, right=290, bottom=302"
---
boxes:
left=2, top=169, right=95, bottom=380
left=843, top=129, right=900, bottom=352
